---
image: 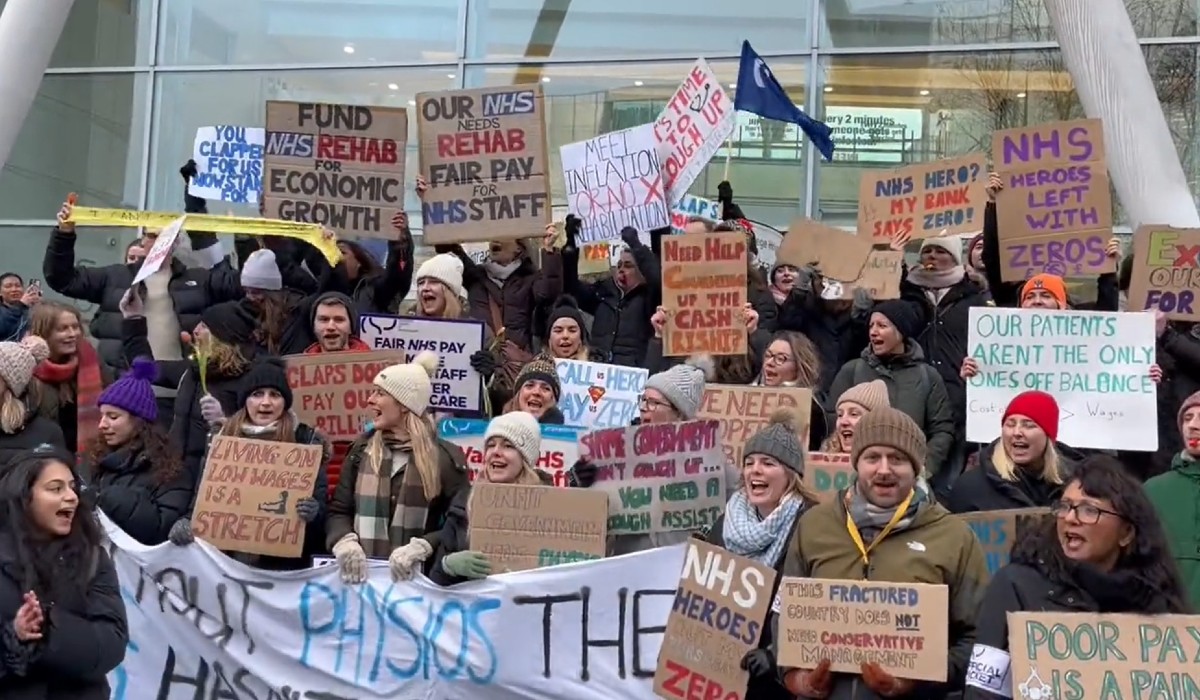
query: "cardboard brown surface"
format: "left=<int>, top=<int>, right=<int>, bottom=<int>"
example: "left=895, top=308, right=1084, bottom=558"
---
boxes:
left=857, top=153, right=989, bottom=242
left=777, top=218, right=874, bottom=282
left=662, top=232, right=748, bottom=357
left=696, top=385, right=812, bottom=467
left=262, top=101, right=407, bottom=239
left=653, top=540, right=775, bottom=700
left=1126, top=225, right=1200, bottom=320
left=777, top=577, right=950, bottom=681
left=191, top=436, right=322, bottom=558
left=820, top=249, right=904, bottom=301
left=416, top=85, right=550, bottom=244
left=285, top=351, right=406, bottom=441
left=992, top=118, right=1113, bottom=282
left=467, top=482, right=607, bottom=572
left=956, top=508, right=1051, bottom=575
left=1006, top=612, right=1200, bottom=698
left=580, top=420, right=726, bottom=535
left=803, top=452, right=855, bottom=503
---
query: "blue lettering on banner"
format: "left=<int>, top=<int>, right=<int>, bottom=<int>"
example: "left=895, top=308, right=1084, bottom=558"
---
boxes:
left=191, top=125, right=266, bottom=204
left=556, top=359, right=648, bottom=429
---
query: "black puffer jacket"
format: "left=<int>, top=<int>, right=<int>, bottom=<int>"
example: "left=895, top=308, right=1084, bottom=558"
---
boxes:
left=946, top=440, right=1084, bottom=513
left=0, top=413, right=66, bottom=466
left=0, top=540, right=127, bottom=700
left=564, top=237, right=661, bottom=368
left=449, top=248, right=564, bottom=352
left=83, top=446, right=194, bottom=546
left=777, top=289, right=869, bottom=395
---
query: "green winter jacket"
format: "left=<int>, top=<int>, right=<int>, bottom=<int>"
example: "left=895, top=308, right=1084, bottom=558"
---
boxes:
left=1144, top=453, right=1200, bottom=609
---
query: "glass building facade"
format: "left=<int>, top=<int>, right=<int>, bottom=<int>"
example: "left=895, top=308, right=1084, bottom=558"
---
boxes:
left=2, top=0, right=1199, bottom=289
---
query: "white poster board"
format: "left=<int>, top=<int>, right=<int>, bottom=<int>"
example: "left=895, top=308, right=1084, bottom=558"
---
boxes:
left=965, top=307, right=1157, bottom=451
left=438, top=418, right=584, bottom=486
left=132, top=215, right=187, bottom=285
left=359, top=313, right=486, bottom=414
left=555, top=358, right=648, bottom=429
left=654, top=59, right=736, bottom=205
left=188, top=125, right=266, bottom=204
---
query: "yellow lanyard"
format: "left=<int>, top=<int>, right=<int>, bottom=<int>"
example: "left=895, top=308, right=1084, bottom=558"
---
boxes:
left=844, top=489, right=914, bottom=565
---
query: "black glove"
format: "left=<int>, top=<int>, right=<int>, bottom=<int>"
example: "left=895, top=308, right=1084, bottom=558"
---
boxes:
left=717, top=180, right=733, bottom=203
left=620, top=226, right=640, bottom=249
left=569, top=459, right=598, bottom=488
left=740, top=649, right=777, bottom=680
left=469, top=350, right=497, bottom=379
left=565, top=214, right=581, bottom=239
left=180, top=159, right=198, bottom=182
left=795, top=264, right=820, bottom=294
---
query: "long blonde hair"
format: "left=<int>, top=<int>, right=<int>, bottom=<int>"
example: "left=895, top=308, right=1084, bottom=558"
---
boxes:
left=367, top=410, right=442, bottom=500
left=467, top=450, right=543, bottom=516
left=994, top=440, right=1065, bottom=485
left=0, top=386, right=26, bottom=434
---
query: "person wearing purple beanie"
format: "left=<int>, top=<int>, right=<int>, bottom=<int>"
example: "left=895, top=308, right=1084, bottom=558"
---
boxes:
left=81, top=357, right=193, bottom=545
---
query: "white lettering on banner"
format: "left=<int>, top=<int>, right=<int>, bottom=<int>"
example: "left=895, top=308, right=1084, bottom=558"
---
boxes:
left=103, top=513, right=681, bottom=700
left=189, top=125, right=266, bottom=204
left=654, top=59, right=736, bottom=205
left=555, top=359, right=648, bottom=429
left=964, top=307, right=1158, bottom=451
left=359, top=313, right=486, bottom=414
left=438, top=418, right=583, bottom=486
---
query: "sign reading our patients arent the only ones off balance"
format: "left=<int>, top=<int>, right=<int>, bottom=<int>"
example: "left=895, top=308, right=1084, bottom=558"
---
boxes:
left=417, top=85, right=550, bottom=244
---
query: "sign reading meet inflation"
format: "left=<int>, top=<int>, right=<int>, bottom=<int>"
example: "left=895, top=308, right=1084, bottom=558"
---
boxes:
left=964, top=307, right=1156, bottom=451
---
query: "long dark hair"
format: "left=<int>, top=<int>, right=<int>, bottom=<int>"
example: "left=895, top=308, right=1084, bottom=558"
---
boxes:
left=0, top=447, right=102, bottom=600
left=86, top=419, right=183, bottom=486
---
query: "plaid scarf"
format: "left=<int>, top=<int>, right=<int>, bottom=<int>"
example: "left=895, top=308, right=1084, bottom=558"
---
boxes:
left=353, top=438, right=431, bottom=558
left=722, top=490, right=804, bottom=566
left=33, top=340, right=103, bottom=458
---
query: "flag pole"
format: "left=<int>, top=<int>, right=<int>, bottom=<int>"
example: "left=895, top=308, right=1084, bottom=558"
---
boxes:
left=722, top=134, right=734, bottom=181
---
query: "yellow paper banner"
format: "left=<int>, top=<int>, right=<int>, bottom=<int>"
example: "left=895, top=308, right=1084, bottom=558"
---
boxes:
left=66, top=207, right=341, bottom=264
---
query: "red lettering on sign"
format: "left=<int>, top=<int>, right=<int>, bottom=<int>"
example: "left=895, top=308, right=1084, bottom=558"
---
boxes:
left=316, top=135, right=399, bottom=164
left=436, top=129, right=526, bottom=158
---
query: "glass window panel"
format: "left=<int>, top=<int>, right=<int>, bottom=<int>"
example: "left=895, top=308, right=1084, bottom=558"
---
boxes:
left=1147, top=44, right=1200, bottom=208
left=465, top=0, right=808, bottom=60
left=156, top=0, right=460, bottom=66
left=0, top=0, right=152, bottom=67
left=0, top=74, right=148, bottom=219
left=464, top=59, right=806, bottom=229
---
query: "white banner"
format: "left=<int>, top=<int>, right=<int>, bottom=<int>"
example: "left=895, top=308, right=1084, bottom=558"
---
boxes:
left=555, top=359, right=648, bottom=429
left=438, top=417, right=585, bottom=486
left=188, top=125, right=266, bottom=204
left=104, top=515, right=682, bottom=700
left=359, top=313, right=486, bottom=414
left=654, top=59, right=736, bottom=206
left=964, top=307, right=1158, bottom=450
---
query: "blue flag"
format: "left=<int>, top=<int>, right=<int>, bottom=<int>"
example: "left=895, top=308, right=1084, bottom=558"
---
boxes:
left=735, top=40, right=835, bottom=161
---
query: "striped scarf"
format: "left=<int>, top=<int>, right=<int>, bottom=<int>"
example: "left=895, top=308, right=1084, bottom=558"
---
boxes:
left=353, top=438, right=430, bottom=558
left=33, top=340, right=104, bottom=458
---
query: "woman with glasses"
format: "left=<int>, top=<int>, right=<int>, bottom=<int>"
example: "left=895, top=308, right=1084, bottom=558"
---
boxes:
left=752, top=330, right=828, bottom=449
left=947, top=391, right=1083, bottom=514
left=1144, top=389, right=1200, bottom=609
left=964, top=455, right=1190, bottom=699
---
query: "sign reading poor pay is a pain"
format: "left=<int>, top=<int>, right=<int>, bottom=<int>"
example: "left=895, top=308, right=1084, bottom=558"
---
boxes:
left=358, top=314, right=486, bottom=414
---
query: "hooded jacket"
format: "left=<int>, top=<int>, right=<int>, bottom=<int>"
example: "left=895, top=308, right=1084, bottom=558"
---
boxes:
left=295, top=237, right=414, bottom=314
left=946, top=440, right=1083, bottom=514
left=83, top=447, right=194, bottom=546
left=450, top=248, right=564, bottom=352
left=0, top=412, right=66, bottom=466
left=563, top=235, right=661, bottom=368
left=775, top=491, right=989, bottom=700
left=777, top=288, right=870, bottom=395
left=1144, top=453, right=1200, bottom=609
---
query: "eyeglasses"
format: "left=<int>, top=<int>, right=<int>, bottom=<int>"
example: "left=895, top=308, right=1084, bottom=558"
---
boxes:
left=638, top=394, right=672, bottom=411
left=764, top=351, right=794, bottom=365
left=1051, top=500, right=1124, bottom=525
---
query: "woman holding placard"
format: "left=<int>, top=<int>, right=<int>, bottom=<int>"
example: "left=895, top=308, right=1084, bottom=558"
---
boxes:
left=964, top=456, right=1189, bottom=699
left=500, top=358, right=564, bottom=424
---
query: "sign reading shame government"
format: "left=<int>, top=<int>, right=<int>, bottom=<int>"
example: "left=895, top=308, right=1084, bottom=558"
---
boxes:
left=263, top=101, right=408, bottom=239
left=417, top=85, right=551, bottom=244
left=1127, top=225, right=1200, bottom=320
left=101, top=513, right=683, bottom=700
left=964, top=307, right=1157, bottom=451
left=188, top=125, right=265, bottom=204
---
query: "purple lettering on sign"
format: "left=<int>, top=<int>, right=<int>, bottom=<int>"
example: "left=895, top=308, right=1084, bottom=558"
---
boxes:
left=1006, top=234, right=1108, bottom=277
left=999, top=125, right=1096, bottom=166
left=1006, top=165, right=1093, bottom=189
left=1024, top=206, right=1101, bottom=231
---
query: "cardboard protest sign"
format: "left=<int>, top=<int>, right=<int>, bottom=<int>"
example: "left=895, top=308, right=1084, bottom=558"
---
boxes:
left=416, top=85, right=550, bottom=244
left=285, top=351, right=405, bottom=441
left=671, top=194, right=721, bottom=233
left=776, top=218, right=873, bottom=282
left=654, top=59, right=736, bottom=206
left=857, top=153, right=988, bottom=242
left=467, top=482, right=607, bottom=573
left=957, top=508, right=1051, bottom=575
left=581, top=420, right=726, bottom=535
left=697, top=385, right=812, bottom=467
left=1127, top=225, right=1200, bottom=320
left=965, top=307, right=1157, bottom=451
left=803, top=452, right=856, bottom=503
left=777, top=577, right=950, bottom=682
left=1003, top=612, right=1200, bottom=700
left=561, top=124, right=669, bottom=245
left=263, top=102, right=407, bottom=239
left=358, top=313, right=486, bottom=414
left=992, top=119, right=1114, bottom=281
left=662, top=232, right=748, bottom=357
left=819, top=249, right=904, bottom=301
left=438, top=418, right=584, bottom=486
left=189, top=126, right=265, bottom=204
left=191, top=436, right=323, bottom=558
left=132, top=215, right=186, bottom=285
left=654, top=540, right=775, bottom=700
left=555, top=359, right=648, bottom=429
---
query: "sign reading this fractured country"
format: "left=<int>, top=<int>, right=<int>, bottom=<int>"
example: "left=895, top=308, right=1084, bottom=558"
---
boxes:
left=263, top=102, right=408, bottom=239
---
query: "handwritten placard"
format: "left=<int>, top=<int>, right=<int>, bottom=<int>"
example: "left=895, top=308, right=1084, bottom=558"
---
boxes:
left=662, top=232, right=748, bottom=357
left=957, top=508, right=1050, bottom=575
left=777, top=577, right=949, bottom=682
left=671, top=194, right=721, bottom=233
left=132, top=215, right=186, bottom=285
left=438, top=418, right=583, bottom=486
left=286, top=351, right=404, bottom=441
left=803, top=452, right=856, bottom=503
left=696, top=385, right=812, bottom=467
left=581, top=420, right=725, bottom=535
left=263, top=102, right=407, bottom=239
left=417, top=85, right=550, bottom=244
left=561, top=124, right=669, bottom=245
left=359, top=314, right=486, bottom=414
left=992, top=118, right=1114, bottom=281
left=1127, top=225, right=1200, bottom=320
left=188, top=125, right=265, bottom=204
left=776, top=218, right=873, bottom=282
left=820, top=250, right=904, bottom=301
left=857, top=153, right=988, bottom=242
left=191, top=436, right=323, bottom=558
left=654, top=540, right=774, bottom=700
left=555, top=359, right=647, bottom=429
left=654, top=59, right=736, bottom=206
left=467, top=482, right=607, bottom=573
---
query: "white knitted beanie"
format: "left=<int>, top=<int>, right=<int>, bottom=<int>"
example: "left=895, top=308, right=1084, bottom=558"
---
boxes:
left=0, top=336, right=49, bottom=396
left=240, top=249, right=283, bottom=291
left=645, top=358, right=712, bottom=420
left=373, top=351, right=440, bottom=414
left=485, top=411, right=542, bottom=469
left=416, top=253, right=466, bottom=300
left=918, top=234, right=963, bottom=266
